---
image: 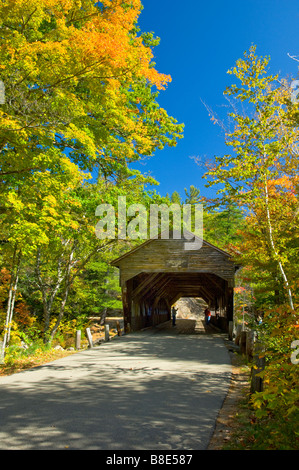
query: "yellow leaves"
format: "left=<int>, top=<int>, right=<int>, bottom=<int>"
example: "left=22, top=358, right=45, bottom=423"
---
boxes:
left=6, top=192, right=25, bottom=212
left=43, top=195, right=57, bottom=207
left=64, top=124, right=97, bottom=158
left=0, top=110, right=22, bottom=132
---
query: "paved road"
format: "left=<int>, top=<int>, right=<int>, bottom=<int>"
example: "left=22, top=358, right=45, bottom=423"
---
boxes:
left=0, top=320, right=231, bottom=450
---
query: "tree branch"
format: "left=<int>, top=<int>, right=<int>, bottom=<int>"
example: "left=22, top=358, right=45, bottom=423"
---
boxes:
left=287, top=52, right=299, bottom=64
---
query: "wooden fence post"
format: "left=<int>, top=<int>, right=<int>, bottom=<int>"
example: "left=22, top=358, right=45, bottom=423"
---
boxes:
left=85, top=327, right=94, bottom=348
left=234, top=324, right=243, bottom=345
left=240, top=331, right=247, bottom=354
left=75, top=330, right=81, bottom=350
left=246, top=330, right=256, bottom=358
left=105, top=324, right=110, bottom=342
left=250, top=341, right=266, bottom=393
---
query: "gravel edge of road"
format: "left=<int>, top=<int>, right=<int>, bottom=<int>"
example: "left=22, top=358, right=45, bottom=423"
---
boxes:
left=207, top=340, right=251, bottom=450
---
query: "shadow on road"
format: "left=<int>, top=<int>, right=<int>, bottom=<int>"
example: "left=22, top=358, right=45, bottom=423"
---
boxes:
left=0, top=322, right=231, bottom=450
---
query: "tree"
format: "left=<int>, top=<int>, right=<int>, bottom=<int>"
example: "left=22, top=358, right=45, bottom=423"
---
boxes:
left=170, top=191, right=182, bottom=204
left=184, top=185, right=202, bottom=204
left=0, top=151, right=89, bottom=347
left=203, top=201, right=244, bottom=251
left=200, top=46, right=299, bottom=449
left=0, top=0, right=183, bottom=184
left=204, top=45, right=299, bottom=309
left=0, top=0, right=184, bottom=351
left=234, top=176, right=298, bottom=307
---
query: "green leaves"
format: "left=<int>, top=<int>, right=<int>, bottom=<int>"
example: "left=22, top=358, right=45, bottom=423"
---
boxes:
left=204, top=45, right=299, bottom=309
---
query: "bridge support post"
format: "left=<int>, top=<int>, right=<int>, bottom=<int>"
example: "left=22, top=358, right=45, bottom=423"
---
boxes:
left=121, top=279, right=132, bottom=333
left=226, top=287, right=234, bottom=329
left=228, top=321, right=233, bottom=340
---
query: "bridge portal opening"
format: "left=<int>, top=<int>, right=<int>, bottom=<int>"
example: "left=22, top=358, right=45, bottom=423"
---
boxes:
left=111, top=236, right=238, bottom=333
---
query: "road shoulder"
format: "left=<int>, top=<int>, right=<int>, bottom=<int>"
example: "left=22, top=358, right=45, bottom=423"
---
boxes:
left=207, top=343, right=251, bottom=450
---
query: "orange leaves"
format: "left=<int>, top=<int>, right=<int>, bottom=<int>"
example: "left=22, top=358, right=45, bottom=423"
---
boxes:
left=0, top=0, right=182, bottom=182
left=1, top=0, right=169, bottom=90
left=101, top=0, right=141, bottom=27
left=0, top=268, right=11, bottom=306
left=267, top=175, right=298, bottom=193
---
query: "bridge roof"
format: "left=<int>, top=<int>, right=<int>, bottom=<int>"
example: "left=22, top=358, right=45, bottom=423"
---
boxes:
left=111, top=232, right=238, bottom=287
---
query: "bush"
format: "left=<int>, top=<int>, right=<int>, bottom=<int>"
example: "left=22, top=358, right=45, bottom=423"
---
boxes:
left=248, top=304, right=299, bottom=449
left=4, top=339, right=51, bottom=366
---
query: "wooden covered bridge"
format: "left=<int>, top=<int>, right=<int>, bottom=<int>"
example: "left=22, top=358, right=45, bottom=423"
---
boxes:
left=111, top=233, right=238, bottom=333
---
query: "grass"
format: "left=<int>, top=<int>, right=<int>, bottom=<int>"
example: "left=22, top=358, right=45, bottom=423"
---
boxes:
left=0, top=328, right=120, bottom=377
left=0, top=347, right=77, bottom=376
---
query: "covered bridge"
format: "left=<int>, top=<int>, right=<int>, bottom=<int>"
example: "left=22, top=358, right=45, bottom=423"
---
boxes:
left=111, top=233, right=239, bottom=333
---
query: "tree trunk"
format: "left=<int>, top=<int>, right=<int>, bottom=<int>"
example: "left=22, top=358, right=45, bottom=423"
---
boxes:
left=49, top=248, right=74, bottom=342
left=100, top=273, right=109, bottom=325
left=100, top=307, right=108, bottom=326
left=264, top=178, right=294, bottom=310
left=35, top=248, right=66, bottom=341
left=1, top=249, right=21, bottom=357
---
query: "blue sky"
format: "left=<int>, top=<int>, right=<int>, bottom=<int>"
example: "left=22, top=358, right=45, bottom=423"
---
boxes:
left=131, top=0, right=299, bottom=200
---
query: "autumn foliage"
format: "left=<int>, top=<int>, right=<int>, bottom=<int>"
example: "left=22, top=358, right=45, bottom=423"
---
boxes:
left=204, top=46, right=299, bottom=449
left=0, top=0, right=183, bottom=353
left=0, top=5, right=298, bottom=449
left=0, top=0, right=182, bottom=179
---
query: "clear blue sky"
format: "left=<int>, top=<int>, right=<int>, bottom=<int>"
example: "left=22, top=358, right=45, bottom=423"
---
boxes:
left=131, top=0, right=299, bottom=200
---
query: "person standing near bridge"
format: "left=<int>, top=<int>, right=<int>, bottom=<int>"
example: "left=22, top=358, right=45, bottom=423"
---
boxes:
left=172, top=306, right=177, bottom=326
left=204, top=307, right=211, bottom=325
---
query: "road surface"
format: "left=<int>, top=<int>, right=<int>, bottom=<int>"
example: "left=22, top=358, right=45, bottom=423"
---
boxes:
left=0, top=320, right=231, bottom=450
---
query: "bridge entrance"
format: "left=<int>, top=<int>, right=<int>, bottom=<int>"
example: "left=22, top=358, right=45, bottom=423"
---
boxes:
left=111, top=235, right=239, bottom=333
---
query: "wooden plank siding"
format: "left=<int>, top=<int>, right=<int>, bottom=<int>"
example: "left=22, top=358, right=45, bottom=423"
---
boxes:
left=111, top=236, right=238, bottom=332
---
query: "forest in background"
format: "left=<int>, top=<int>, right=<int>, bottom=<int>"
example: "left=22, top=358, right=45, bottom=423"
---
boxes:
left=0, top=0, right=298, bottom=449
